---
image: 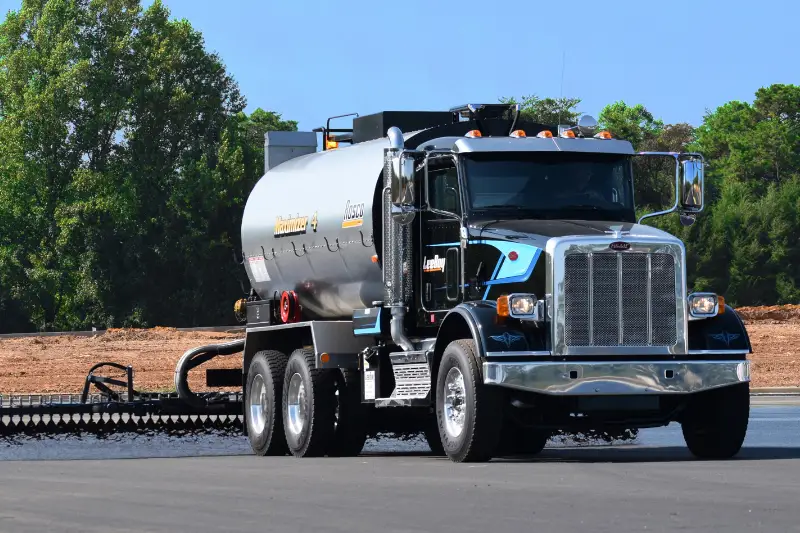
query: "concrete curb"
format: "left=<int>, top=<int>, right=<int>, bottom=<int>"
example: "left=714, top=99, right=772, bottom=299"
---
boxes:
left=751, top=387, right=800, bottom=396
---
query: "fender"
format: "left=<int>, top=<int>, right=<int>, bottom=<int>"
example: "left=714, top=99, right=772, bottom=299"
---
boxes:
left=434, top=301, right=547, bottom=361
left=687, top=304, right=752, bottom=354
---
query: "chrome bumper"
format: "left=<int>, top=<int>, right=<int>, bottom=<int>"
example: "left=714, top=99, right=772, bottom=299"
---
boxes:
left=483, top=357, right=750, bottom=395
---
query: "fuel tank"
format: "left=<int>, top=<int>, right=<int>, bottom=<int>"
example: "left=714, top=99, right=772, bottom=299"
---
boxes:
left=240, top=136, right=390, bottom=319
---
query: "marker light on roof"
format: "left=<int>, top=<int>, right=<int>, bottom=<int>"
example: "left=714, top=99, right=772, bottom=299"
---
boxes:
left=536, top=130, right=553, bottom=138
left=465, top=129, right=482, bottom=138
left=559, top=129, right=576, bottom=138
left=510, top=129, right=526, bottom=138
left=594, top=130, right=613, bottom=139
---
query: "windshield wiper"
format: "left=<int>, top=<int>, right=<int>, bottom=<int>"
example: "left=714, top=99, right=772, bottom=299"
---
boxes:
left=475, top=204, right=530, bottom=210
left=473, top=205, right=545, bottom=218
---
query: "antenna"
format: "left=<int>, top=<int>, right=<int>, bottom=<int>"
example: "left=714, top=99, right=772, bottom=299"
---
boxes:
left=557, top=50, right=566, bottom=127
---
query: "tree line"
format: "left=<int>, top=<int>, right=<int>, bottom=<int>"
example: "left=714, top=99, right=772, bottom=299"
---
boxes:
left=1, top=0, right=798, bottom=332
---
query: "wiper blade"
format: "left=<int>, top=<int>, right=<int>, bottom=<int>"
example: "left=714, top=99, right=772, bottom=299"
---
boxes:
left=475, top=204, right=529, bottom=210
left=559, top=203, right=602, bottom=210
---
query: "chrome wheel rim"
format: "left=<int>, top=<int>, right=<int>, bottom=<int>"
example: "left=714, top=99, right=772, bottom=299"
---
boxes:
left=443, top=367, right=466, bottom=439
left=286, top=372, right=307, bottom=437
left=249, top=374, right=268, bottom=435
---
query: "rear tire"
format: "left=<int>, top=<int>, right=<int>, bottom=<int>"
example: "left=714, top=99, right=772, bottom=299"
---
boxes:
left=681, top=382, right=750, bottom=459
left=245, top=350, right=289, bottom=456
left=435, top=339, right=503, bottom=462
left=282, top=348, right=338, bottom=457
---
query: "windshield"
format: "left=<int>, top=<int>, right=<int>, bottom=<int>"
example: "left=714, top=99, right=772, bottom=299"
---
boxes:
left=463, top=152, right=636, bottom=222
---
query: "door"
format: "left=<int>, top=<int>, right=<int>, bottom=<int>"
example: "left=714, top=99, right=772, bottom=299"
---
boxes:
left=419, top=156, right=463, bottom=323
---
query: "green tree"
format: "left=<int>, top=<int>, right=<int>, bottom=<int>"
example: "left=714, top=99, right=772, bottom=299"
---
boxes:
left=0, top=0, right=288, bottom=332
left=499, top=94, right=582, bottom=125
left=598, top=101, right=664, bottom=149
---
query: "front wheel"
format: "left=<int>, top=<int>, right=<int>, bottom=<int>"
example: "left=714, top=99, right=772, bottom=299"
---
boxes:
left=681, top=382, right=750, bottom=459
left=435, top=339, right=503, bottom=462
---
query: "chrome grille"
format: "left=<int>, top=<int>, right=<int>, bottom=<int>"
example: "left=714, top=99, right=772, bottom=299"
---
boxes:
left=564, top=252, right=677, bottom=347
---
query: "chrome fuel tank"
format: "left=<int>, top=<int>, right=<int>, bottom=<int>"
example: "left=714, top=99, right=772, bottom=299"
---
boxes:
left=240, top=136, right=390, bottom=319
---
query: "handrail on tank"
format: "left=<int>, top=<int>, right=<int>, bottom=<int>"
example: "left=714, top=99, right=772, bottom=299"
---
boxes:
left=232, top=249, right=245, bottom=265
left=291, top=241, right=307, bottom=257
left=360, top=230, right=374, bottom=247
left=324, top=236, right=340, bottom=252
left=261, top=245, right=276, bottom=261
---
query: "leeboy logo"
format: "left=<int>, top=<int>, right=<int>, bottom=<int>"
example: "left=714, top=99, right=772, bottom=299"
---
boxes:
left=423, top=255, right=446, bottom=273
left=609, top=241, right=631, bottom=251
left=342, top=200, right=365, bottom=229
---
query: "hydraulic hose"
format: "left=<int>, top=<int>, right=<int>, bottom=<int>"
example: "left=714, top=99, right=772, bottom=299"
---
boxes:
left=174, top=339, right=246, bottom=408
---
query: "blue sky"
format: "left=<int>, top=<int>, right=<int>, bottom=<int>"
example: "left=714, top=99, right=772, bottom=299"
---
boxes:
left=3, top=0, right=797, bottom=131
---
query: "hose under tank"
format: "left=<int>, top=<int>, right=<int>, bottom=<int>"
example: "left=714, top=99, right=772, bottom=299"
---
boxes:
left=174, top=338, right=245, bottom=408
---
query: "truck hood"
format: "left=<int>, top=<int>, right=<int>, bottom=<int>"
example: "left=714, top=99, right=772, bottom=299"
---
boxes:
left=467, top=218, right=677, bottom=249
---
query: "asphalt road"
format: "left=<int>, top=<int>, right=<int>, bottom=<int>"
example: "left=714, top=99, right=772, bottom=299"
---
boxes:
left=1, top=401, right=799, bottom=533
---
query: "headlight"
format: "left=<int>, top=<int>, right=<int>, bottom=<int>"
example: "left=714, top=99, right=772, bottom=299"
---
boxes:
left=510, top=295, right=536, bottom=315
left=687, top=292, right=723, bottom=318
left=497, top=293, right=543, bottom=321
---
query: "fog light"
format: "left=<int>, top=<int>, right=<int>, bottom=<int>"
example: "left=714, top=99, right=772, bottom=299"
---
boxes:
left=688, top=293, right=719, bottom=318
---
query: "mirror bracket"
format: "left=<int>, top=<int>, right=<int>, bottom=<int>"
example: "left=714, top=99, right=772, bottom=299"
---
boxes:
left=634, top=152, right=705, bottom=225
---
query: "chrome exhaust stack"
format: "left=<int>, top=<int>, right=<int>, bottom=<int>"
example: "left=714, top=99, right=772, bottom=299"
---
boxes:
left=383, top=126, right=414, bottom=352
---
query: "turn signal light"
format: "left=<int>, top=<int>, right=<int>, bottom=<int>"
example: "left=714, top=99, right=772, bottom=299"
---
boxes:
left=536, top=130, right=553, bottom=138
left=510, top=129, right=526, bottom=138
left=465, top=129, right=482, bottom=138
left=326, top=139, right=339, bottom=149
left=496, top=295, right=510, bottom=317
left=718, top=295, right=726, bottom=313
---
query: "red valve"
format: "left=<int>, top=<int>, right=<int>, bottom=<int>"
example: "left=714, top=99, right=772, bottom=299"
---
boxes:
left=279, top=290, right=301, bottom=323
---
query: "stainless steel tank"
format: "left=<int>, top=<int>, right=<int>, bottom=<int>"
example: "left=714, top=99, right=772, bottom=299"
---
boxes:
left=240, top=136, right=391, bottom=319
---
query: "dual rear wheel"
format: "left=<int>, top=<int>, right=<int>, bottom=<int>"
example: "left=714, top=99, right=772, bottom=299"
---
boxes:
left=245, top=348, right=367, bottom=457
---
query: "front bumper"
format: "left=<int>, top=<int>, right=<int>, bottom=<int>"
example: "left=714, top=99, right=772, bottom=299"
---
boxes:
left=483, top=356, right=750, bottom=395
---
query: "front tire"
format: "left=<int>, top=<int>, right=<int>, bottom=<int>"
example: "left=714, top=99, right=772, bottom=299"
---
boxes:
left=282, top=349, right=338, bottom=457
left=681, top=382, right=750, bottom=459
left=435, top=339, right=503, bottom=462
left=245, top=350, right=289, bottom=456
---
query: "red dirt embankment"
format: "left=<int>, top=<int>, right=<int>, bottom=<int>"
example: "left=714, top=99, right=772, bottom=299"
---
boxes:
left=0, top=327, right=242, bottom=394
left=1, top=306, right=800, bottom=394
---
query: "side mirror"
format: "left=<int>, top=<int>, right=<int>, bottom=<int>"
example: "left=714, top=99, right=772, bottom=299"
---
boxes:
left=680, top=157, right=704, bottom=213
left=390, top=152, right=417, bottom=224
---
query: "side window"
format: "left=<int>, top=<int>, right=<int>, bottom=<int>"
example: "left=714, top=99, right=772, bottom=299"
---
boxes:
left=427, top=161, right=461, bottom=217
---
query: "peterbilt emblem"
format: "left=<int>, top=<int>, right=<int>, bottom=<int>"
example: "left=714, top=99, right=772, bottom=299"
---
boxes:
left=609, top=241, right=631, bottom=251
